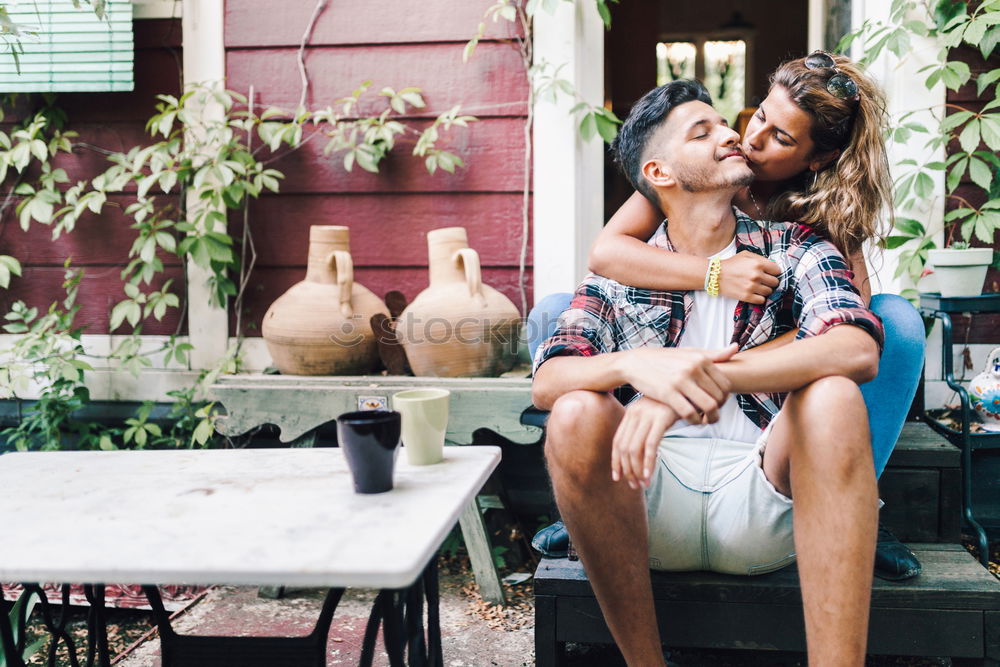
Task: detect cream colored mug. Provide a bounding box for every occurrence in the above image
[392,388,450,465]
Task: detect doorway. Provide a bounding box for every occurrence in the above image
[603,1,812,220]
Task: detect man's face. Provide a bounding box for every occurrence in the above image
[646,100,754,193]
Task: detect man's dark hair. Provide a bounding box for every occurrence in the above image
[611,80,713,204]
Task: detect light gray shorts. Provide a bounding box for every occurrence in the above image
[644,425,796,576]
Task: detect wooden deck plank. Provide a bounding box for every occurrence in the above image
[535,545,1000,611]
[891,422,960,467]
[552,598,987,657]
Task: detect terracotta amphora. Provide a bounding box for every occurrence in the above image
[262,226,388,375]
[396,227,521,377]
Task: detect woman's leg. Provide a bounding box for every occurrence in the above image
[861,294,926,478]
[861,293,926,580]
[527,292,574,361]
[528,293,574,557]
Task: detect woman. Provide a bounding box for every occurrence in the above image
[530,52,925,580]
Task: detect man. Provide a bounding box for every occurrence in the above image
[532,80,883,666]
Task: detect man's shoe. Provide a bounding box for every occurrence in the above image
[874,524,922,581]
[532,520,569,558]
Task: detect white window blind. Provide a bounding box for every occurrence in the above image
[0,0,134,92]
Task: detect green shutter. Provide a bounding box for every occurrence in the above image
[0,0,134,92]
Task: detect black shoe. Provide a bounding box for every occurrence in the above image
[874,524,922,581]
[532,520,569,558]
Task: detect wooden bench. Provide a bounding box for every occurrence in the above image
[533,422,1000,665]
[535,544,1000,665]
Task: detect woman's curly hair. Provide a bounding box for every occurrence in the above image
[765,54,893,259]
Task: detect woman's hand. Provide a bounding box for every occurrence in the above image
[612,397,677,490]
[719,251,782,304]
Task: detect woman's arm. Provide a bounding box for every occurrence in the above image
[589,192,782,304]
[588,192,706,290]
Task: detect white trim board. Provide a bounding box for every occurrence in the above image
[133,0,181,20]
[531,0,605,300]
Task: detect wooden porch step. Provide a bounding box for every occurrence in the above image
[534,543,1000,665]
[881,421,962,543]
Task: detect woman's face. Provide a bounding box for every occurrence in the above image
[740,84,820,183]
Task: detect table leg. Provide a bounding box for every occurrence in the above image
[82,584,111,667]
[359,558,443,667]
[423,561,443,667]
[380,592,405,667]
[143,585,344,667]
[359,591,385,667]
[404,577,427,667]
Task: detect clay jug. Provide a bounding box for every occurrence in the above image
[397,227,521,377]
[262,226,388,375]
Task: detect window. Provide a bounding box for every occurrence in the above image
[0,0,134,93]
[656,34,751,126]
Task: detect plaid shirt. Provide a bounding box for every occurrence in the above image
[533,208,885,429]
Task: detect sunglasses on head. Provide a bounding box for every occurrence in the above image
[804,51,859,100]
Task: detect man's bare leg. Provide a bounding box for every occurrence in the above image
[763,376,878,667]
[545,389,665,666]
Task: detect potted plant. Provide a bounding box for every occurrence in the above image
[928,241,995,297]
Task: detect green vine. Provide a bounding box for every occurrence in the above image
[843,0,1000,288]
[0,81,474,451]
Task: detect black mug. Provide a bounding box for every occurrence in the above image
[336,410,401,494]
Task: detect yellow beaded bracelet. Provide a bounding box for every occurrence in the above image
[705,256,722,297]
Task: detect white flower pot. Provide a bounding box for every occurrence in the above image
[927,248,993,297]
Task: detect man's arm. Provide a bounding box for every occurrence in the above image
[532,346,735,419]
[718,323,879,393]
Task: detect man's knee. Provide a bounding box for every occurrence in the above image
[787,376,873,474]
[545,390,619,469]
[790,375,866,421]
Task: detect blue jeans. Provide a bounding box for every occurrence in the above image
[527,292,924,478]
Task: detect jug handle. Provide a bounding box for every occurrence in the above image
[455,248,487,307]
[327,250,354,318]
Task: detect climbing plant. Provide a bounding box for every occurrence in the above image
[842,0,1000,288]
[0,83,474,451]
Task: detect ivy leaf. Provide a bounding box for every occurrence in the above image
[941,61,972,90]
[884,235,915,249]
[975,211,1000,243]
[965,17,988,46]
[979,116,1000,149]
[0,255,22,289]
[895,217,926,237]
[959,119,982,152]
[947,156,969,192]
[969,156,994,190]
[578,113,597,141]
[192,418,214,446]
[980,25,1000,59]
[594,112,620,143]
[934,0,966,31]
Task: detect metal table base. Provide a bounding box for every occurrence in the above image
[1,560,443,667]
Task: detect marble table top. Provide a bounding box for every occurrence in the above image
[0,446,499,589]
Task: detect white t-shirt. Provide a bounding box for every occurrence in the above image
[664,237,763,444]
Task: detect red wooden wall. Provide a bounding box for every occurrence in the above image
[224,0,532,337]
[0,19,184,336]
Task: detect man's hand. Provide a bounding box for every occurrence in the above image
[612,397,677,490]
[719,251,781,304]
[617,344,737,423]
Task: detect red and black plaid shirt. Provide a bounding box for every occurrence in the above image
[533,209,885,429]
